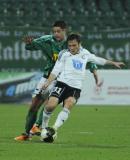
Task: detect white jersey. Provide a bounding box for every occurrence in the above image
[51,47,107,89]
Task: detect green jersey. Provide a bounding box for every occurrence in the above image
[25,35,97,77]
[25,35,67,77]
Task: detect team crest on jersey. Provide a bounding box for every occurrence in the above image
[72,59,83,70]
[82,54,87,59]
[52,53,58,61]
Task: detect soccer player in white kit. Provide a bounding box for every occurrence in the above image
[41,33,125,140]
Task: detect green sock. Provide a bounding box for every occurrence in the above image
[25,110,37,134]
[35,106,44,127]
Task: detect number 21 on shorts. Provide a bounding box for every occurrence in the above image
[54,87,62,95]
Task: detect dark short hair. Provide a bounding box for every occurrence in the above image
[53,20,67,29]
[67,33,81,43]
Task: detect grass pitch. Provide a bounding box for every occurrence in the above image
[0,103,130,160]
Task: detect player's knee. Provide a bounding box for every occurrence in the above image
[45,106,54,112]
[45,102,56,112]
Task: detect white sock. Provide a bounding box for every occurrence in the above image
[42,109,52,129]
[53,107,70,130]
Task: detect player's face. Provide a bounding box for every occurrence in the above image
[68,40,80,55]
[52,27,66,41]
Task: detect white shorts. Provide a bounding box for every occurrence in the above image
[32,77,56,99]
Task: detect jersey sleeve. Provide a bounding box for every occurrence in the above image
[87,62,98,73]
[25,35,52,50]
[87,53,107,65]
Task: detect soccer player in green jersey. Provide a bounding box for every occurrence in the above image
[14,21,101,141]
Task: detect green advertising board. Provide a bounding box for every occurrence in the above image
[0,27,130,71]
[83,28,130,69]
[0,27,49,72]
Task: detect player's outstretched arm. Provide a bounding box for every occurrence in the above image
[88,54,125,69]
[24,36,45,50]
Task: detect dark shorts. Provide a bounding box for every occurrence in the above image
[50,81,81,104]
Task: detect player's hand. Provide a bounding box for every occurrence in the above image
[113,62,125,68]
[22,36,34,44]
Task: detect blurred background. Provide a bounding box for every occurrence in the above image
[0,0,130,104]
[0,0,130,31]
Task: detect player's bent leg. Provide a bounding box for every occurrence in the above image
[34,99,48,127]
[15,77,47,141]
[25,96,44,134]
[30,80,56,136]
[29,89,51,136]
[30,103,46,136]
[41,96,59,129]
[29,100,46,136]
[53,97,75,130]
[42,97,75,143]
[14,96,44,141]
